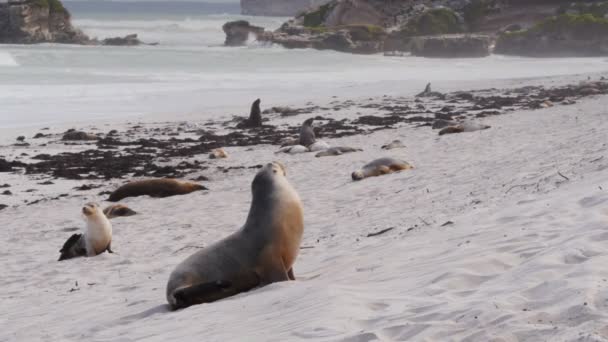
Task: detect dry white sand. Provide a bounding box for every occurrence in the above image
[1,79,608,341]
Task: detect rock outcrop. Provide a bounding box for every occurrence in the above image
[495,13,608,57]
[222,20,264,46]
[102,34,143,46]
[0,0,90,44]
[241,0,331,17]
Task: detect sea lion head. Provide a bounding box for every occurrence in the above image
[351,170,365,181]
[82,202,102,217]
[103,204,137,219]
[303,118,314,127]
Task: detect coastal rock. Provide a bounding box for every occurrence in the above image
[62,130,98,141]
[411,34,492,58]
[223,20,264,46]
[0,0,90,44]
[102,34,146,46]
[495,14,608,57]
[241,0,331,17]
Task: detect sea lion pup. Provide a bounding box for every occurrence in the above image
[381,140,406,150]
[108,179,207,202]
[166,162,304,310]
[315,146,362,158]
[103,204,137,219]
[58,203,113,261]
[299,118,316,147]
[209,148,228,159]
[352,157,413,181]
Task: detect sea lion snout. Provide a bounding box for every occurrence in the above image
[82,202,98,216]
[269,161,286,176]
[352,171,364,181]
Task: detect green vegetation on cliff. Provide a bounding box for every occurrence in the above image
[557,2,608,19]
[463,0,492,31]
[401,8,463,36]
[502,13,608,40]
[301,3,335,28]
[32,0,68,15]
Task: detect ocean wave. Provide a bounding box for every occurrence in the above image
[0,52,18,67]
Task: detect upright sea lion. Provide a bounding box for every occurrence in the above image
[236,99,262,128]
[299,118,316,147]
[352,158,413,181]
[58,203,113,261]
[103,204,137,219]
[248,98,262,127]
[166,162,304,310]
[108,179,207,202]
[315,146,362,158]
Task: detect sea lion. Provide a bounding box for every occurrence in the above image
[209,148,228,159]
[381,140,406,150]
[166,161,304,310]
[236,99,262,128]
[103,204,137,219]
[315,146,362,158]
[108,179,207,202]
[352,158,413,181]
[309,140,330,152]
[277,145,309,154]
[58,203,113,261]
[299,118,316,147]
[438,122,491,136]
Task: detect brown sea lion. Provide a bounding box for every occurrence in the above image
[209,148,228,159]
[352,158,413,181]
[103,204,137,219]
[108,179,207,202]
[166,161,304,310]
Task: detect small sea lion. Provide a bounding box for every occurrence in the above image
[352,158,413,181]
[432,119,457,129]
[438,122,491,136]
[315,146,362,157]
[277,145,309,154]
[166,162,304,310]
[309,140,330,152]
[58,203,113,261]
[103,204,137,219]
[416,82,444,98]
[280,137,299,147]
[381,140,406,150]
[209,148,228,159]
[108,179,207,202]
[299,118,316,147]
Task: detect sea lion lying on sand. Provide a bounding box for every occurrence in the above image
[166,162,304,310]
[59,203,113,261]
[108,179,207,202]
[381,140,406,150]
[352,158,413,181]
[103,204,137,219]
[315,146,362,157]
[439,122,491,136]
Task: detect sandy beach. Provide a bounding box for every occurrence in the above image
[1,71,608,341]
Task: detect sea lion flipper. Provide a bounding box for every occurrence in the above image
[106,242,114,254]
[58,233,86,261]
[287,268,295,281]
[172,272,260,310]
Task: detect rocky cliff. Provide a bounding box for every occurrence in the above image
[0,0,89,44]
[241,0,331,16]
